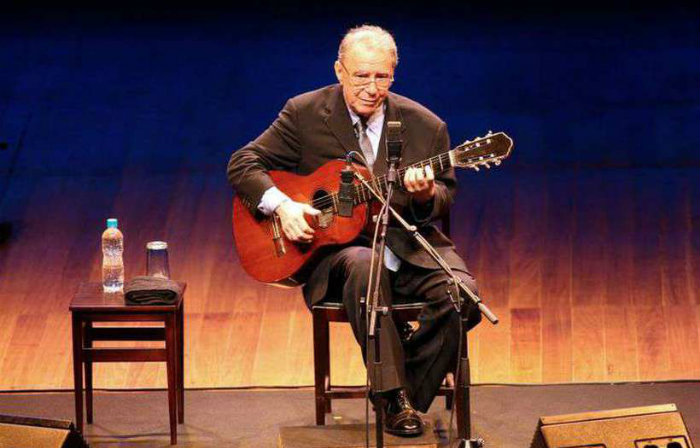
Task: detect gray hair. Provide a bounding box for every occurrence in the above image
[338,25,399,68]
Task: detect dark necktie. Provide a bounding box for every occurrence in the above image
[354,120,375,169]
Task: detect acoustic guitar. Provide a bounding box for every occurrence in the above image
[232,131,513,286]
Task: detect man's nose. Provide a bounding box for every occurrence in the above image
[365,81,378,95]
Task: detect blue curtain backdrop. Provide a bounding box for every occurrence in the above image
[0,2,697,177]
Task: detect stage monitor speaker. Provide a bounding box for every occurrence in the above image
[531,404,694,448]
[0,414,89,448]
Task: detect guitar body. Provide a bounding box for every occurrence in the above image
[232,160,370,285]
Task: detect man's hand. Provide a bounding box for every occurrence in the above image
[403,166,435,204]
[275,200,321,242]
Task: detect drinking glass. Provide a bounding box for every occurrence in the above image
[146,241,170,279]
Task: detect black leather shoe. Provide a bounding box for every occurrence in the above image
[383,389,424,437]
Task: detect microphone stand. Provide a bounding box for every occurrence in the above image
[355,169,498,448]
[356,172,499,324]
[363,152,400,448]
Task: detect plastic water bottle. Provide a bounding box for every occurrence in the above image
[102,218,124,293]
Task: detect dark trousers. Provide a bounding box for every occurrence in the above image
[316,245,479,413]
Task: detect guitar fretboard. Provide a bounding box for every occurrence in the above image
[311,151,453,213]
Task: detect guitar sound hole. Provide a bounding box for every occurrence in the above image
[312,189,334,229]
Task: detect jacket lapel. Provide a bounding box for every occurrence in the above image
[324,85,362,156]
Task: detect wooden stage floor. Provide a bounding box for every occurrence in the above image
[0,167,697,390]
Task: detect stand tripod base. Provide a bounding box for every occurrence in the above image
[278,422,439,448]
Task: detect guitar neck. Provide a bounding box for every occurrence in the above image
[312,131,511,212]
[353,150,453,205]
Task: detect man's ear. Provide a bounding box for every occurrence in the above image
[333,60,343,83]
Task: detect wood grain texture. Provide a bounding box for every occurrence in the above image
[0,169,698,390]
[510,308,542,383]
[572,173,608,307]
[571,305,606,382]
[604,305,638,381]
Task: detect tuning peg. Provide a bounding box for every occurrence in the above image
[483,162,491,169]
[487,130,493,136]
[494,160,501,166]
[471,165,480,172]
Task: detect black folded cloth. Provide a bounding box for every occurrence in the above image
[124,276,182,305]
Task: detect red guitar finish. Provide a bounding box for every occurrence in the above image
[232,160,370,285]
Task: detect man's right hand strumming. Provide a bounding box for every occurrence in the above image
[275,200,321,243]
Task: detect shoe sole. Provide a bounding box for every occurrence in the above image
[384,425,424,437]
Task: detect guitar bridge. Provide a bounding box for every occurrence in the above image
[270,214,286,257]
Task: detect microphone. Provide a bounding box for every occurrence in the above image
[386,121,402,183]
[338,153,354,217]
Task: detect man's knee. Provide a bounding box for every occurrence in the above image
[337,246,373,279]
[421,270,477,303]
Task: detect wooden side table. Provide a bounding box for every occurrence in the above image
[69,282,185,445]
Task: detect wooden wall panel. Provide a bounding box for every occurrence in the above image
[572,173,608,307]
[0,169,698,390]
[636,305,671,380]
[685,175,700,305]
[508,174,544,309]
[571,305,606,382]
[510,308,542,383]
[475,306,511,383]
[604,305,638,381]
[541,305,572,383]
[631,175,663,307]
[603,173,635,306]
[664,305,700,379]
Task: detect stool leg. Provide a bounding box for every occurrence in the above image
[84,321,94,424]
[323,320,331,415]
[71,314,84,434]
[177,303,185,424]
[445,373,454,410]
[312,310,330,425]
[165,314,178,445]
[456,328,471,439]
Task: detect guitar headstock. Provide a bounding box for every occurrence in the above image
[452,131,513,171]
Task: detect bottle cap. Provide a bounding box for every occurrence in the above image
[107,218,118,229]
[146,241,168,250]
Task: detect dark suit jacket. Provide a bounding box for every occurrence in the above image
[228,84,470,305]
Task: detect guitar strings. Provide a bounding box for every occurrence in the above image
[310,153,447,210]
[309,152,453,211]
[310,132,505,211]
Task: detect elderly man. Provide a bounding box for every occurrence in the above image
[228,25,480,436]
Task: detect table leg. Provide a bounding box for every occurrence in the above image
[165,314,178,445]
[85,320,94,424]
[177,302,184,424]
[71,313,84,434]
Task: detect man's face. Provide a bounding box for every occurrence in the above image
[334,44,394,118]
